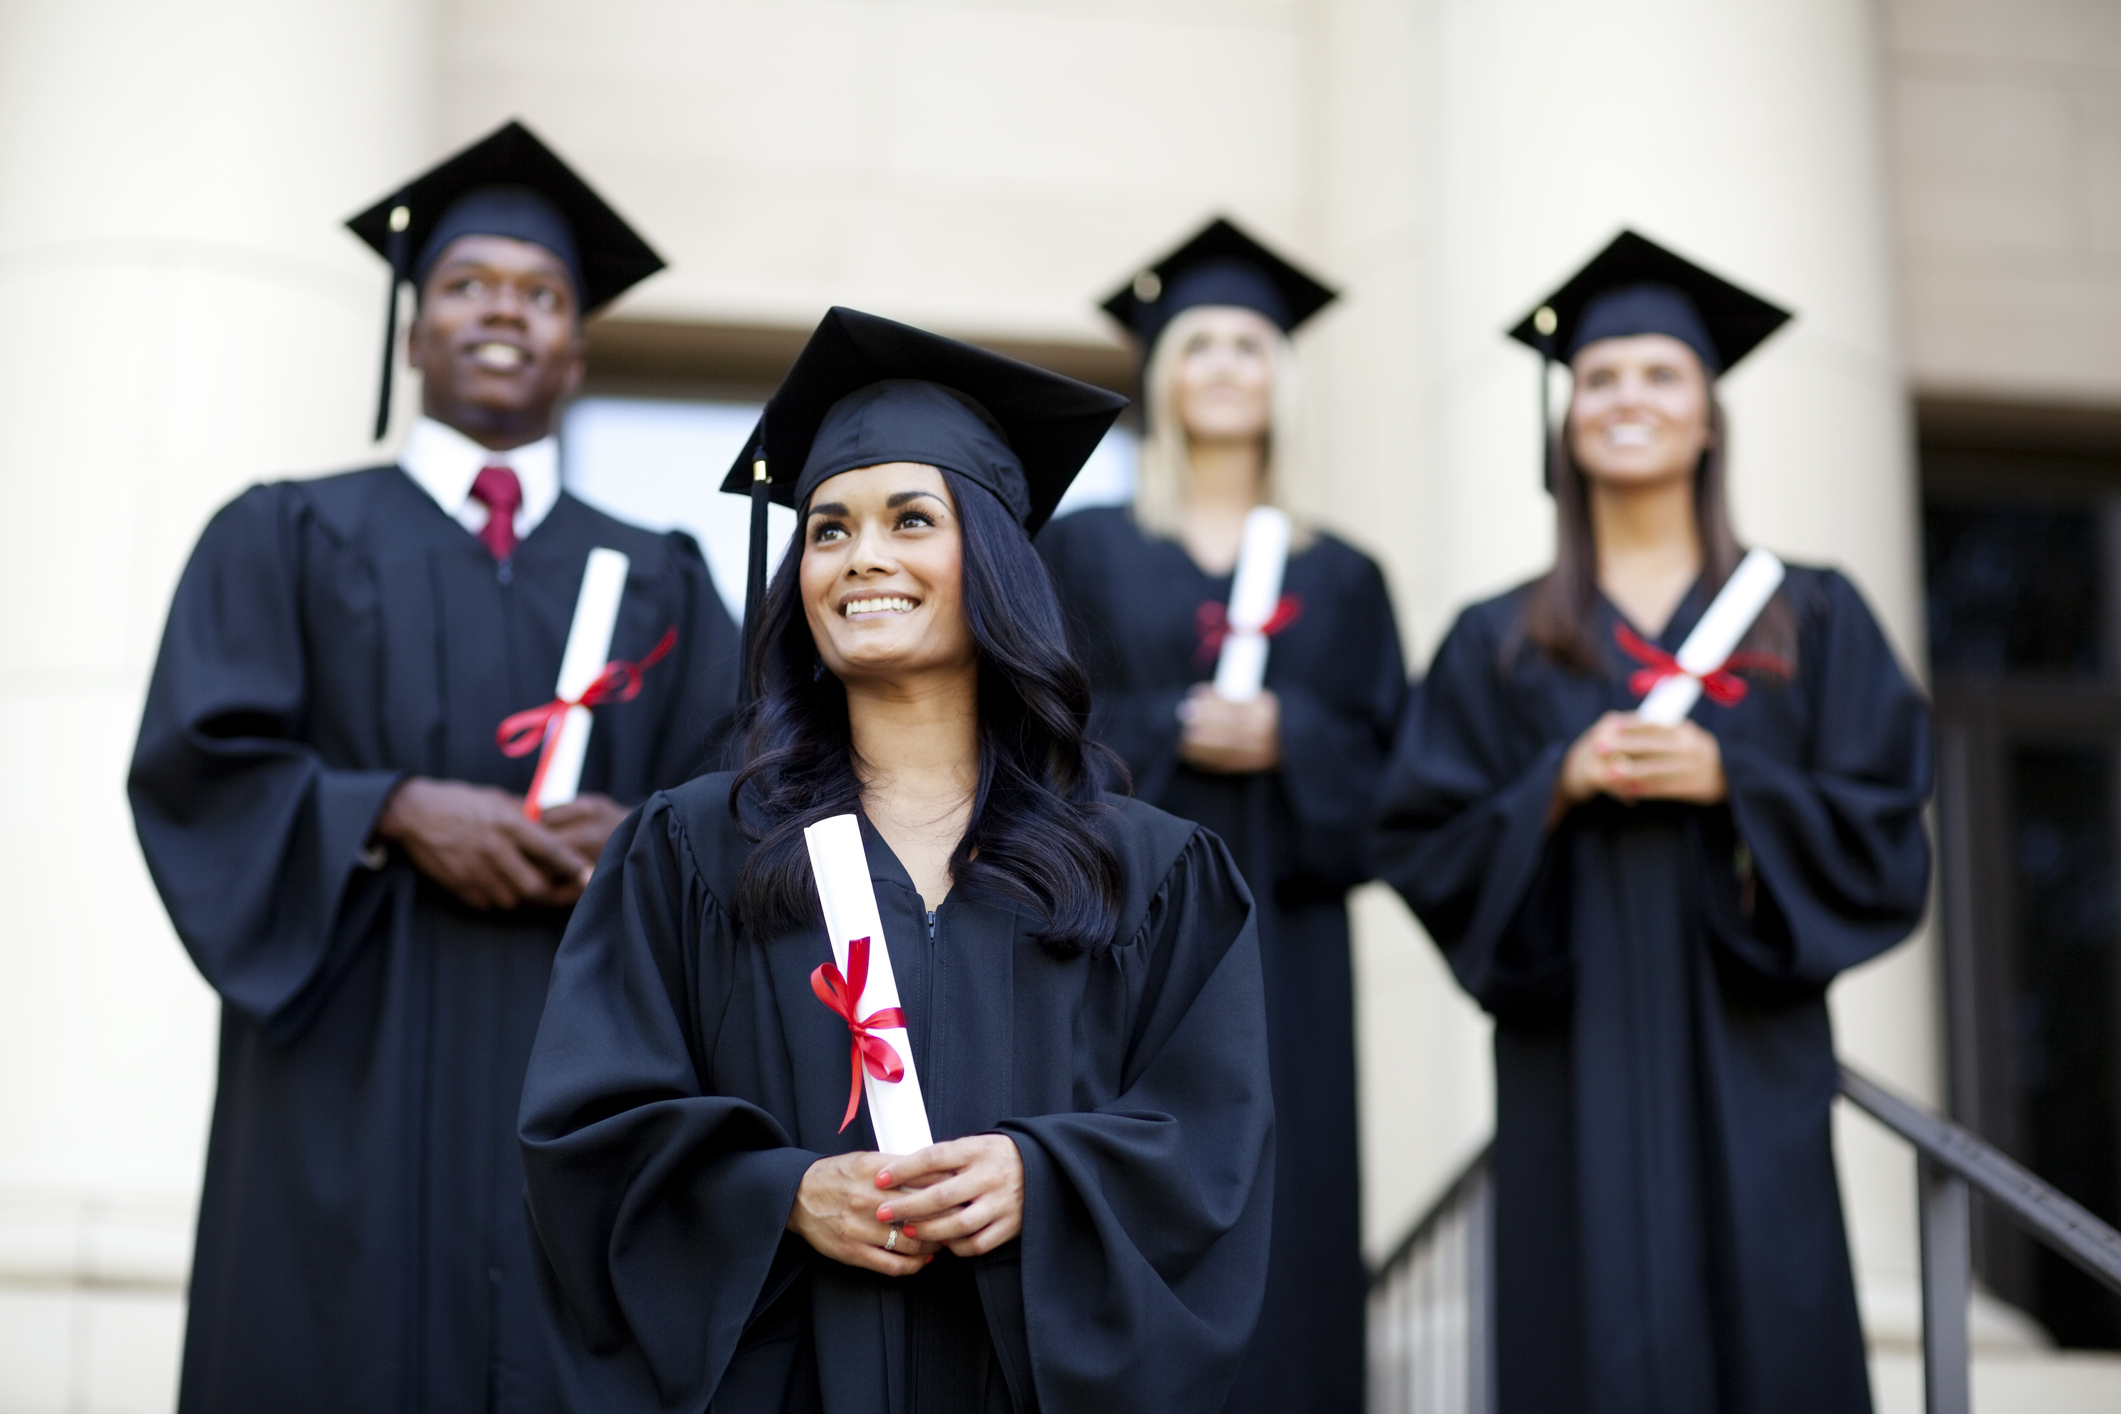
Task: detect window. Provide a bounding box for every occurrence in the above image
[563,395,1138,625]
[1924,414,2121,1348]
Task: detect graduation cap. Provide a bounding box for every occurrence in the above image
[1101,216,1338,353]
[718,306,1127,672]
[345,119,666,441]
[1507,229,1793,487]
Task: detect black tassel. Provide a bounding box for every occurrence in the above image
[1534,310,1559,493]
[373,202,410,443]
[740,432,770,707]
[1539,356,1554,493]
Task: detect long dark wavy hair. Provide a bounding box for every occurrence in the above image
[1515,390,1797,673]
[730,469,1127,953]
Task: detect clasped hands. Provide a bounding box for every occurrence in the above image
[1550,710,1726,827]
[787,1135,1024,1277]
[373,777,631,910]
[1177,683,1280,774]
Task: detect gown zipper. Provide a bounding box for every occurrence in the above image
[908,906,939,1412]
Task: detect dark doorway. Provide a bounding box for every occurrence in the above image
[1924,400,2121,1349]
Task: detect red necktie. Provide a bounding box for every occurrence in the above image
[470,463,523,561]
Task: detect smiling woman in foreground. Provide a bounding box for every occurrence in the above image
[518,308,1274,1413]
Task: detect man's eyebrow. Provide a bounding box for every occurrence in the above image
[433,253,569,280]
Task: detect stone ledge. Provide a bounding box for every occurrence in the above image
[0,1192,192,1293]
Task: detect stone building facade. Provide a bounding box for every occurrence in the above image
[1,0,2117,1408]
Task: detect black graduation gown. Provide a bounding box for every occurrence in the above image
[128,466,741,1414]
[1035,505,1404,1414]
[518,774,1274,1413]
[1372,566,1931,1414]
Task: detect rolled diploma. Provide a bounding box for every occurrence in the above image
[1211,506,1293,702]
[804,814,933,1155]
[535,547,631,811]
[1635,548,1787,725]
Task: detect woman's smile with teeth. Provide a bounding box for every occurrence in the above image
[843,595,917,617]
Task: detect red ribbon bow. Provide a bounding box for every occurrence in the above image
[1194,595,1304,665]
[809,935,908,1133]
[1613,621,1789,710]
[496,626,678,820]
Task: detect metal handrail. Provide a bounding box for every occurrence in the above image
[1371,1143,1494,1282]
[1836,1063,2121,1414]
[1365,1065,2121,1414]
[1367,1145,1494,1414]
[1836,1064,2121,1293]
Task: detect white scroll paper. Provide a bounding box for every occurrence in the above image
[1211,506,1293,702]
[1635,548,1787,725]
[534,547,631,811]
[803,814,934,1155]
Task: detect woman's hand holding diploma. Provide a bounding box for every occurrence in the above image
[1551,710,1727,826]
[789,1151,940,1276]
[1179,683,1282,773]
[790,1136,1024,1273]
[875,1136,1026,1259]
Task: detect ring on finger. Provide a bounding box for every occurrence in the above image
[884,1226,900,1252]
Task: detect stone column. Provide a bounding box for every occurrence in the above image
[0,2,431,1407]
[1311,0,1939,1351]
[1305,0,1504,1258]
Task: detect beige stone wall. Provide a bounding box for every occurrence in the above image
[3,0,2116,1408]
[436,0,1326,344]
[1885,0,2121,403]
[0,1,436,1408]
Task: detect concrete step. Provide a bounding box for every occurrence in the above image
[1872,1348,2121,1414]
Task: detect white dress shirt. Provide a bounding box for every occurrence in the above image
[398,416,562,543]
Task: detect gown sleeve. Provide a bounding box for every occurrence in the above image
[1272,550,1407,890]
[642,531,744,788]
[518,796,817,1413]
[1037,512,1190,799]
[127,485,404,1043]
[1711,570,1933,985]
[1001,828,1276,1414]
[1371,605,1575,1016]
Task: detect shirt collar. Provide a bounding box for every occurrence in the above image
[399,416,562,537]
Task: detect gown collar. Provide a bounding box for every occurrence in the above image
[1600,574,1710,653]
[855,811,947,916]
[399,416,562,545]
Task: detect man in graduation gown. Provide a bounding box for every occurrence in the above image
[128,121,741,1413]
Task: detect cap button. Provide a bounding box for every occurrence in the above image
[1533,305,1558,337]
[389,205,411,233]
[1132,270,1163,302]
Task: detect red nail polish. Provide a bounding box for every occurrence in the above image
[877,1206,894,1222]
[901,1224,916,1238]
[875,1172,892,1187]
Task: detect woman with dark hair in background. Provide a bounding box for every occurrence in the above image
[518,308,1275,1414]
[1373,233,1932,1414]
[1038,218,1405,1413]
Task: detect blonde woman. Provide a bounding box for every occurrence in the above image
[1037,219,1405,1414]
